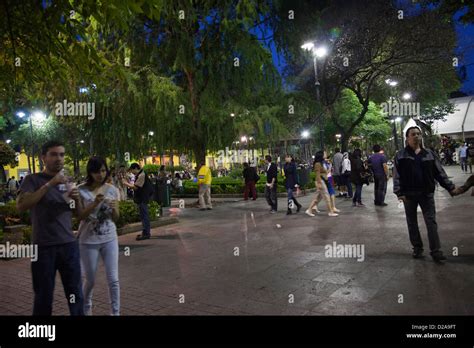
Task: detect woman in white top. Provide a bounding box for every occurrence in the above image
[77,157,120,315]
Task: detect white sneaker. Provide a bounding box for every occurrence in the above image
[328,212,339,217]
[313,208,320,213]
[333,208,341,213]
[305,209,315,217]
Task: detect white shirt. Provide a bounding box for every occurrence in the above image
[342,158,351,173]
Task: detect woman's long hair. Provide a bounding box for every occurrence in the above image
[353,149,362,159]
[85,156,110,187]
[313,150,325,166]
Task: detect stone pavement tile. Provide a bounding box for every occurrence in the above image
[288,292,326,311]
[312,271,355,285]
[285,263,335,281]
[359,288,421,315]
[310,297,364,315]
[329,285,379,303]
[348,265,401,289]
[330,262,369,274]
[294,280,342,298]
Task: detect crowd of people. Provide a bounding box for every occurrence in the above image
[10,127,474,316]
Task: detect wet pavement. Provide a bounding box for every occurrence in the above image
[1,166,473,315]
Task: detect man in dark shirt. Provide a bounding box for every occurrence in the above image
[368,144,388,206]
[393,127,456,262]
[264,155,278,213]
[16,140,84,315]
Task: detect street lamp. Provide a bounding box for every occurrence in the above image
[301,41,328,150]
[16,110,46,174]
[6,139,11,144]
[241,135,248,143]
[402,92,412,100]
[301,130,310,139]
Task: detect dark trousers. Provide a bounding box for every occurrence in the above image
[343,173,353,197]
[244,181,257,200]
[138,202,151,237]
[32,241,84,316]
[402,193,441,253]
[353,184,363,204]
[460,157,468,172]
[265,185,277,211]
[373,175,387,204]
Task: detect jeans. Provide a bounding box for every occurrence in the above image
[373,175,387,204]
[264,185,277,211]
[138,202,151,237]
[80,240,120,315]
[353,184,363,204]
[244,181,257,200]
[402,193,441,253]
[460,157,468,172]
[198,184,212,209]
[31,241,84,316]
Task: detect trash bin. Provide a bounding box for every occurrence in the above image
[297,166,310,188]
[155,182,171,207]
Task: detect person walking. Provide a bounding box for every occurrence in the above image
[466,143,474,174]
[197,161,212,210]
[7,176,19,199]
[76,157,120,316]
[16,140,84,315]
[264,155,278,213]
[122,163,154,240]
[393,126,456,262]
[368,144,389,206]
[324,158,340,213]
[306,150,338,217]
[459,142,468,173]
[283,154,302,215]
[350,149,365,207]
[332,148,344,196]
[243,162,258,200]
[341,152,352,198]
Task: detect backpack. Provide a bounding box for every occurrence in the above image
[468,147,474,158]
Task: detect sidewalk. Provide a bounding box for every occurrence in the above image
[0,166,473,315]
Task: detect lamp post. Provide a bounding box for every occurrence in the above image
[301,42,327,151]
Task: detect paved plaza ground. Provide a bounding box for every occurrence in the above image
[0,166,473,316]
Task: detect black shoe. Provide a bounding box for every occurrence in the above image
[206,207,212,210]
[431,251,447,262]
[379,203,388,206]
[412,248,424,259]
[296,204,302,213]
[136,234,150,241]
[286,209,292,215]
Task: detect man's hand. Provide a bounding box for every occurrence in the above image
[450,187,460,196]
[398,195,407,203]
[49,171,67,186]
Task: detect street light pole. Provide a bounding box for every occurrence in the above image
[29,116,35,174]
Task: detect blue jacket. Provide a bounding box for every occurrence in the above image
[283,162,298,189]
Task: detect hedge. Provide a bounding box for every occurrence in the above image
[0,200,161,240]
[181,173,316,195]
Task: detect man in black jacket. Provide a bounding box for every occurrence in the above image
[123,163,154,240]
[393,126,456,262]
[264,155,278,213]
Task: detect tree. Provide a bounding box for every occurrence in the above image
[0,142,17,182]
[274,0,460,151]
